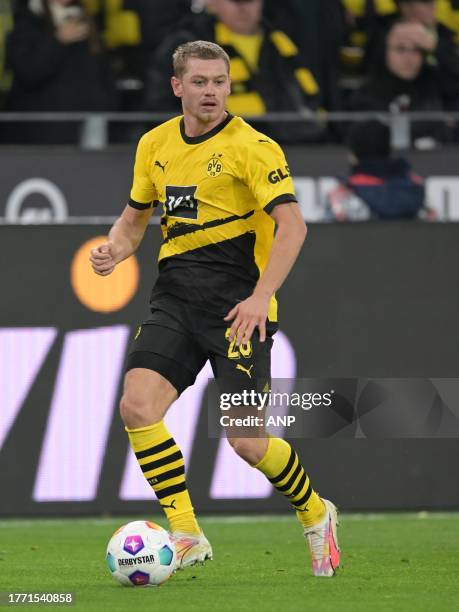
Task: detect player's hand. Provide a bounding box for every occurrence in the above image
[224,292,271,346]
[90,242,118,276]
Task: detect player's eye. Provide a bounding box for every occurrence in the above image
[193,80,204,86]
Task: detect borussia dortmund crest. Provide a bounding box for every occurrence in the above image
[207,154,223,177]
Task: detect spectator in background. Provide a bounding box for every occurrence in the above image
[397,0,459,108]
[0,0,13,110]
[351,20,450,147]
[139,0,194,57]
[436,0,459,43]
[366,0,459,109]
[142,0,322,142]
[325,120,428,221]
[4,0,117,144]
[78,1,196,142]
[107,0,194,87]
[264,0,346,111]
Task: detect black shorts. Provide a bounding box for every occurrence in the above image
[125,296,277,396]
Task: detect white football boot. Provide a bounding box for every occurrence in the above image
[303,499,341,577]
[170,532,213,570]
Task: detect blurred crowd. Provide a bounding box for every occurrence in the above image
[0,0,459,145]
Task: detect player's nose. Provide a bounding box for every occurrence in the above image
[204,83,217,96]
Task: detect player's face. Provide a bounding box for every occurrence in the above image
[172,58,231,124]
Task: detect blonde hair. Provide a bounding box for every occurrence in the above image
[173,40,230,78]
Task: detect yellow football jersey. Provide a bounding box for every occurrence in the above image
[129,113,297,322]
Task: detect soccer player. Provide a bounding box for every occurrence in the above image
[90,40,340,577]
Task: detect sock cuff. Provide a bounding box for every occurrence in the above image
[253,435,274,470]
[254,436,294,480]
[124,421,165,434]
[125,420,171,453]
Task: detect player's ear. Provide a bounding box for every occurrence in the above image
[171,76,183,98]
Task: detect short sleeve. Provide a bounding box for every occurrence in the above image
[242,138,297,214]
[129,134,157,209]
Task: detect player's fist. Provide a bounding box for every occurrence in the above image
[90,242,117,276]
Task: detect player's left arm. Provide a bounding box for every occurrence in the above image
[225,202,307,345]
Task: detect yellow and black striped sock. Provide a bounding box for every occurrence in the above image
[254,437,325,528]
[126,421,201,536]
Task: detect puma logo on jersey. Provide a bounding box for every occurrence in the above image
[236,364,254,378]
[160,499,177,510]
[155,160,168,172]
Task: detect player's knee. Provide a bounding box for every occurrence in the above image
[120,369,176,428]
[119,393,141,427]
[119,393,157,429]
[228,437,264,465]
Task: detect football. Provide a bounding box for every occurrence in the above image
[106,520,176,586]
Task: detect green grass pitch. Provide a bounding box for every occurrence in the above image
[1,514,458,611]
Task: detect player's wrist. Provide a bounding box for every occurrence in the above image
[107,236,131,262]
[253,286,273,300]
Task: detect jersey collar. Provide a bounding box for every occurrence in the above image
[179,113,234,145]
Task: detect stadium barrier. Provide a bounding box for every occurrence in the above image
[1,144,459,223]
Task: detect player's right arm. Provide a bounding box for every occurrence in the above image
[91,132,157,276]
[90,205,153,276]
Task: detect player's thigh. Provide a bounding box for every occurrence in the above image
[207,322,276,440]
[125,317,206,403]
[209,323,275,391]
